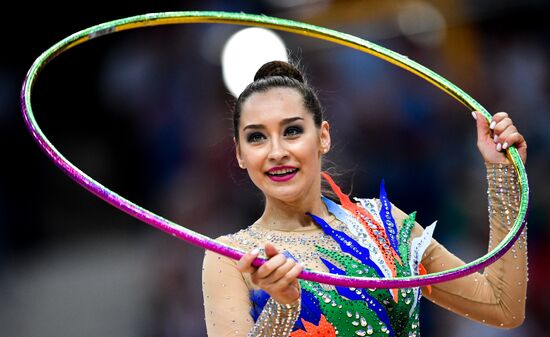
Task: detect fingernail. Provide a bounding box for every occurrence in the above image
[251,248,259,255]
[502,142,508,150]
[493,135,498,143]
[490,121,496,130]
[496,143,502,151]
[471,111,477,120]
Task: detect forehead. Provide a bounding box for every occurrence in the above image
[240,87,310,125]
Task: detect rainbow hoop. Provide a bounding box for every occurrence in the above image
[21,11,529,288]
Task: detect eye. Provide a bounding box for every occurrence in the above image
[246,132,266,143]
[284,126,303,137]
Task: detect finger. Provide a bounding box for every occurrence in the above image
[495,125,518,149]
[490,112,510,129]
[473,111,491,144]
[493,117,513,138]
[493,118,514,151]
[270,263,303,293]
[254,253,287,280]
[262,258,296,285]
[501,132,525,151]
[264,242,279,258]
[236,248,260,273]
[517,137,528,164]
[286,262,303,281]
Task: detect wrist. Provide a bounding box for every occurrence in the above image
[274,295,301,308]
[484,160,511,166]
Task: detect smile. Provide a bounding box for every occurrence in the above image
[266,166,299,182]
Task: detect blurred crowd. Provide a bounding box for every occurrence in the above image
[1,1,548,336]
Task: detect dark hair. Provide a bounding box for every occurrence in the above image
[232,61,324,141]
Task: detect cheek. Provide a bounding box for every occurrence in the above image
[297,138,322,162]
[241,147,266,169]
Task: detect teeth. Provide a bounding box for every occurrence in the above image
[269,168,297,175]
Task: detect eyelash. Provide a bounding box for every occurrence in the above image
[247,132,265,143]
[284,126,303,137]
[245,126,304,143]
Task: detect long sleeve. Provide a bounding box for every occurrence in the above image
[414,163,527,328]
[202,246,254,337]
[202,238,301,337]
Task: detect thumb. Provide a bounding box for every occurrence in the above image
[264,242,280,258]
[473,111,491,143]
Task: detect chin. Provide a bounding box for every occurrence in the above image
[263,182,312,205]
[265,187,301,202]
[272,192,304,204]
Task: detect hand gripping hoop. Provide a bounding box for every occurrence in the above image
[21,11,529,288]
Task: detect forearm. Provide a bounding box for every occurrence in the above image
[423,163,528,328]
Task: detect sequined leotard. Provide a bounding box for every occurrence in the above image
[202,163,527,336]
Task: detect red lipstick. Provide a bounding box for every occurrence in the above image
[266,166,299,182]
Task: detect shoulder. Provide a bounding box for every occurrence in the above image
[220,226,258,250]
[202,228,256,268]
[202,234,238,266]
[202,241,242,283]
[207,226,256,251]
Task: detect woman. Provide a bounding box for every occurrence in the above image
[202,61,528,337]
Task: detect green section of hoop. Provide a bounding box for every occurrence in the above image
[23,11,528,283]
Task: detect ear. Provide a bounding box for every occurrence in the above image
[234,137,245,169]
[319,121,331,154]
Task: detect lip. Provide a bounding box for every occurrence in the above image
[266,166,299,182]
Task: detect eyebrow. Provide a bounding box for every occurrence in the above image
[243,117,304,131]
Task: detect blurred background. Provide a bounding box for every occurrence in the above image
[1,0,549,336]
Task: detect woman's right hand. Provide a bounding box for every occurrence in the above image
[237,242,302,305]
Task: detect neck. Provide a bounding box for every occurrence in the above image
[258,192,330,231]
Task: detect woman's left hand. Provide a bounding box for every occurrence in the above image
[473,111,527,165]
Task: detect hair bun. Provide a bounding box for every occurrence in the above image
[254,61,304,83]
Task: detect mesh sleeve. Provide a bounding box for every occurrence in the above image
[202,242,301,336]
[419,163,527,328]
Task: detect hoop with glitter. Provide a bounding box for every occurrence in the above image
[21,11,529,288]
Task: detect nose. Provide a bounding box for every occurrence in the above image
[267,138,289,162]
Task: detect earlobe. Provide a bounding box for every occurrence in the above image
[234,137,245,169]
[320,121,331,154]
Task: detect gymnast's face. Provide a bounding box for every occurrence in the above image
[235,87,330,204]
